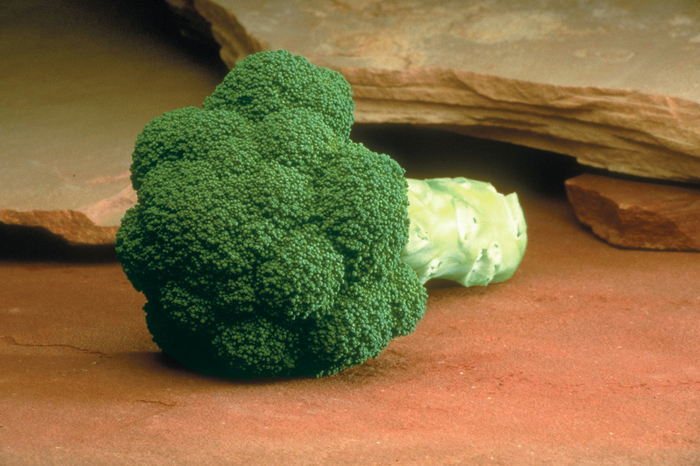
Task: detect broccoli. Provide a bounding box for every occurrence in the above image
[116,50,527,379]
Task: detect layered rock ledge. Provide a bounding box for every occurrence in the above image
[167,0,700,184]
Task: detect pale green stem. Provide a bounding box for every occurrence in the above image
[401,177,528,287]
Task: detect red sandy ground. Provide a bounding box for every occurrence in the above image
[1,196,699,465]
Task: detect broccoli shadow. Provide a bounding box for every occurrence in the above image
[154,352,308,386]
[152,351,411,385]
[0,224,117,263]
[424,278,465,290]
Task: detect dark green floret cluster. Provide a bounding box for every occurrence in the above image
[116,50,428,378]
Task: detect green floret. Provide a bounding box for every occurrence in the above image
[130,107,254,191]
[202,49,354,139]
[116,49,527,379]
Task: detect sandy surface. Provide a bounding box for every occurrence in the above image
[1,1,698,463]
[1,196,698,465]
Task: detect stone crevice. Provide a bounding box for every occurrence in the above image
[1,335,109,357]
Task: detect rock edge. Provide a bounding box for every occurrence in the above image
[0,210,118,246]
[565,174,700,251]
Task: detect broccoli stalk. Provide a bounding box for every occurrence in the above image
[402,177,527,286]
[116,49,528,379]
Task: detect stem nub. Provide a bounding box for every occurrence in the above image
[401,177,527,286]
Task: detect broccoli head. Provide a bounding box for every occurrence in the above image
[116,50,527,379]
[117,50,428,378]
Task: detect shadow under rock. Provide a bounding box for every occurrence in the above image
[0,224,117,263]
[351,124,584,198]
[77,0,228,76]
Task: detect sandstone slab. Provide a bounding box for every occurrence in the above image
[565,174,700,251]
[2,197,699,464]
[167,0,700,184]
[0,0,227,228]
